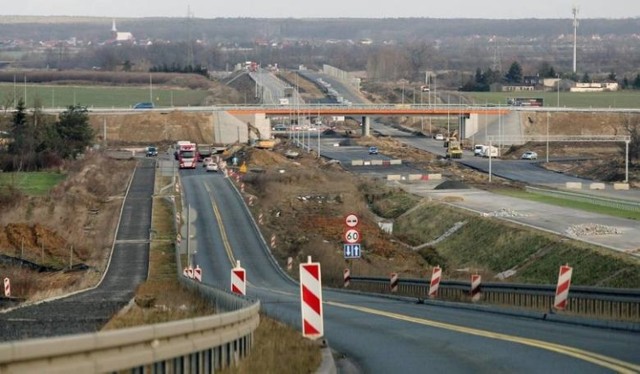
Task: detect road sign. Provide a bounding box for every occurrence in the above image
[345,213,359,228]
[344,228,361,244]
[343,243,362,259]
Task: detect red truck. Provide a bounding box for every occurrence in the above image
[178,142,197,169]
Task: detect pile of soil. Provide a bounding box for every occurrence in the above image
[434,180,470,190]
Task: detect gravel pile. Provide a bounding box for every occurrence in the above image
[485,208,528,218]
[566,223,621,237]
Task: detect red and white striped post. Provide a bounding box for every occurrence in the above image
[182,267,189,278]
[241,183,245,193]
[470,274,482,302]
[176,233,181,245]
[390,273,398,293]
[270,234,276,249]
[300,256,323,340]
[3,277,10,297]
[235,174,240,183]
[343,268,351,288]
[287,256,293,271]
[258,212,264,225]
[231,260,247,296]
[194,265,202,282]
[429,266,442,298]
[187,266,194,279]
[175,213,180,224]
[554,264,573,310]
[248,196,254,206]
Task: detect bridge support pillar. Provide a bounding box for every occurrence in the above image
[362,116,371,137]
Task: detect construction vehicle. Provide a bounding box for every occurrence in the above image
[247,122,276,150]
[444,130,463,159]
[177,142,198,169]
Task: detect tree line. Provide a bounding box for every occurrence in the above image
[1,100,94,171]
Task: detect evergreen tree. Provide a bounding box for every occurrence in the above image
[54,105,94,159]
[505,62,523,84]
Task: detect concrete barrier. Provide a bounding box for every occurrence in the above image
[390,159,402,165]
[428,173,442,180]
[371,160,383,166]
[566,182,583,189]
[332,143,340,147]
[590,183,606,190]
[387,175,402,181]
[614,183,630,190]
[351,160,364,166]
[364,161,371,166]
[408,174,423,181]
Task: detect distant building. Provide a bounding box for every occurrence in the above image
[570,82,619,92]
[110,19,134,44]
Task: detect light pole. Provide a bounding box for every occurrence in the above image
[557,74,560,107]
[546,112,550,163]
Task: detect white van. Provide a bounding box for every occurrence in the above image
[474,145,485,156]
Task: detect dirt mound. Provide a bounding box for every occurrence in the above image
[434,180,470,190]
[0,223,72,262]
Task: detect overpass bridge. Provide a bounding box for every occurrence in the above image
[224,104,511,137]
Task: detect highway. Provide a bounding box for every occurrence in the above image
[178,165,640,373]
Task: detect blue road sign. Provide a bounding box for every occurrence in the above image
[343,243,362,259]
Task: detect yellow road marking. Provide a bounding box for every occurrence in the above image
[325,300,640,374]
[204,182,236,266]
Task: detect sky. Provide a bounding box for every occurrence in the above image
[5,0,640,19]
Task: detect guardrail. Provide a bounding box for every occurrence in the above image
[0,298,259,373]
[348,276,640,322]
[525,186,640,212]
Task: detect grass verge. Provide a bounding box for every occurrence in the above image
[495,188,640,220]
[0,171,66,195]
[394,202,640,288]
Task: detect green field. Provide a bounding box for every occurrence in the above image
[0,171,66,195]
[0,83,210,109]
[465,90,640,109]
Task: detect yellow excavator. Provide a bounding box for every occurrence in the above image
[444,129,463,159]
[247,122,276,150]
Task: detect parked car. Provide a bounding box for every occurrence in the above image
[521,151,538,160]
[272,124,287,131]
[202,157,213,167]
[368,146,379,155]
[435,134,444,141]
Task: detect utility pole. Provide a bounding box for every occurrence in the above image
[572,5,579,74]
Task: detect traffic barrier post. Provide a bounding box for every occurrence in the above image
[231,261,247,296]
[554,264,573,310]
[343,268,351,288]
[300,256,324,339]
[287,256,293,271]
[3,277,10,297]
[470,274,481,302]
[390,273,398,293]
[429,266,442,298]
[194,265,202,282]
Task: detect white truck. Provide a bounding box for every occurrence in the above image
[481,145,499,158]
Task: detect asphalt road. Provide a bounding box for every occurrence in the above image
[0,158,154,342]
[179,166,640,373]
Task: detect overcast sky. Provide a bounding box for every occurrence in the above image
[5,1,640,19]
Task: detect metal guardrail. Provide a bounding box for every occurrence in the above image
[525,186,640,212]
[0,301,259,373]
[348,276,640,322]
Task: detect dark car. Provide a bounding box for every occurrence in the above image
[145,146,158,157]
[134,102,154,109]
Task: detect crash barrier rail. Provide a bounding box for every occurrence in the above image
[0,299,259,373]
[348,276,640,322]
[525,186,640,212]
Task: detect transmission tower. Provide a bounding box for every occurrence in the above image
[572,5,579,74]
[491,37,502,72]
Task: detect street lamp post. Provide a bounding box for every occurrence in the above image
[557,74,560,107]
[546,112,550,163]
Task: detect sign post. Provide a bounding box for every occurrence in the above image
[231,260,247,296]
